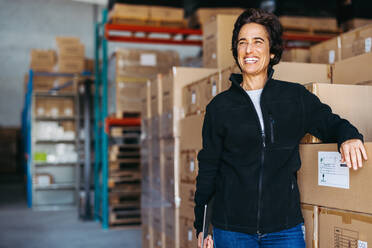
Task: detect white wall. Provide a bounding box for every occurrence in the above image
[0,0,200,126]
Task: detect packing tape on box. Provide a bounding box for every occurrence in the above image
[116,76,148,84]
[320,207,372,225]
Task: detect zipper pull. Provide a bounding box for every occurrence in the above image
[262,132,266,148]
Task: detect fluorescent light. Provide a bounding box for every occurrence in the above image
[72,0,107,5]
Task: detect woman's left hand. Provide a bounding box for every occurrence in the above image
[340,139,368,170]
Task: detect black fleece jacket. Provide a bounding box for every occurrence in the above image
[194,69,363,236]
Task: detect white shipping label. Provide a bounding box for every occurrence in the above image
[37,107,45,116]
[318,152,349,189]
[212,53,216,59]
[365,37,371,53]
[118,82,124,89]
[358,240,368,248]
[50,108,59,117]
[140,53,157,66]
[188,230,193,241]
[212,81,217,96]
[37,176,51,186]
[64,108,72,116]
[190,158,195,172]
[329,50,335,64]
[191,91,196,104]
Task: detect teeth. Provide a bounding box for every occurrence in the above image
[244,57,258,63]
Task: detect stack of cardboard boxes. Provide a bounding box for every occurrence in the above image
[108,48,179,118]
[310,23,372,64]
[297,51,372,246]
[109,3,185,28]
[27,36,91,94]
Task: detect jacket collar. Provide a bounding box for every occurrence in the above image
[229,66,275,90]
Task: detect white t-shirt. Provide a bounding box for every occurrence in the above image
[246,89,264,133]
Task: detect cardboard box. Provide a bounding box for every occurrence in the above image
[116,81,144,116]
[110,3,150,20]
[60,121,75,132]
[182,73,220,117]
[341,24,372,60]
[56,36,80,46]
[220,66,235,92]
[332,52,372,85]
[151,139,164,197]
[142,224,153,248]
[180,217,197,248]
[141,81,151,119]
[304,83,372,141]
[115,48,179,79]
[159,67,217,139]
[162,137,180,204]
[298,143,372,214]
[164,206,180,248]
[25,74,58,93]
[281,48,310,63]
[151,116,160,139]
[153,229,165,248]
[273,62,331,85]
[301,204,316,248]
[341,18,372,32]
[188,7,244,28]
[180,182,196,219]
[180,114,204,151]
[161,67,217,113]
[203,14,239,68]
[58,58,84,73]
[279,16,339,32]
[57,43,85,58]
[318,207,372,247]
[151,74,162,118]
[183,78,206,116]
[180,150,199,184]
[310,37,341,64]
[150,6,184,22]
[30,49,56,72]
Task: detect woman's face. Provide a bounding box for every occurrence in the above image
[237,23,274,77]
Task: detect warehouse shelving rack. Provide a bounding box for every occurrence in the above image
[22,70,91,210]
[94,9,203,229]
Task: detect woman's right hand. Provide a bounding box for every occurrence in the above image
[198,232,214,248]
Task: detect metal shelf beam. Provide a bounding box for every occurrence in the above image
[105,23,202,46]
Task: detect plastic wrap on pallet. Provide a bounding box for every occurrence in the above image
[159,107,183,139]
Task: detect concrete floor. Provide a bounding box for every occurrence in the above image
[0,175,142,248]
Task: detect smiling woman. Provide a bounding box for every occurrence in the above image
[194,7,367,248]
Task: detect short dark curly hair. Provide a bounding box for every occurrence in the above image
[232,8,283,70]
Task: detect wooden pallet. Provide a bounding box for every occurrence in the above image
[110,16,187,28]
[110,146,140,161]
[109,207,141,227]
[111,125,140,135]
[109,171,141,189]
[110,128,141,140]
[109,192,141,206]
[109,180,141,193]
[110,158,140,171]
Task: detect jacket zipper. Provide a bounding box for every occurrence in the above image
[256,132,265,234]
[234,72,273,235]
